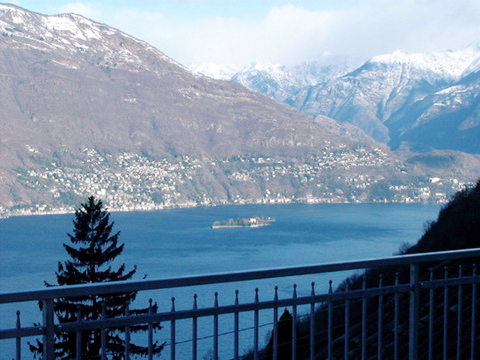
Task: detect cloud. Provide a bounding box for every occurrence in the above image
[49,0,480,69]
[55,2,99,18]
[323,0,480,57]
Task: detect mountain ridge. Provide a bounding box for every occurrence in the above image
[1,4,479,217]
[202,46,480,154]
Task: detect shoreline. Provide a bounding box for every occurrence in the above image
[0,198,447,220]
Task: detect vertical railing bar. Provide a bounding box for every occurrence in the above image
[213,292,219,360]
[310,282,315,360]
[148,298,153,360]
[378,274,383,360]
[101,302,106,360]
[234,290,239,360]
[393,272,399,360]
[344,281,350,360]
[273,286,279,360]
[254,288,259,360]
[361,275,366,360]
[125,300,130,360]
[171,297,176,360]
[16,310,21,360]
[42,299,55,360]
[292,284,297,360]
[443,266,448,360]
[471,264,477,360]
[327,280,333,360]
[428,268,434,360]
[76,305,82,360]
[457,265,462,360]
[409,263,419,360]
[192,294,198,360]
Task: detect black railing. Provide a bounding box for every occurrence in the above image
[1,248,479,360]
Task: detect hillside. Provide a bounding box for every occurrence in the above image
[254,181,480,360]
[0,5,479,217]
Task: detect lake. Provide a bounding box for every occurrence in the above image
[0,203,441,359]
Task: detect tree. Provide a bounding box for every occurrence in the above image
[29,195,164,359]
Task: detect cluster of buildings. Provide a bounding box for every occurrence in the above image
[5,146,469,217]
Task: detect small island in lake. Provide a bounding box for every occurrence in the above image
[212,216,275,229]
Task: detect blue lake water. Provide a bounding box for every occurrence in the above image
[0,203,442,359]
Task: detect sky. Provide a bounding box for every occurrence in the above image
[8,0,480,70]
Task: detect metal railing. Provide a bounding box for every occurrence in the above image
[1,248,479,360]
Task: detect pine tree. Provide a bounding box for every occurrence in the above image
[30,195,164,359]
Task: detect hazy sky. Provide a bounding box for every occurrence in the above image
[10,0,480,69]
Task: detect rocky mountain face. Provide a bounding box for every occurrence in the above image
[231,62,303,103]
[1,5,478,216]
[226,48,480,154]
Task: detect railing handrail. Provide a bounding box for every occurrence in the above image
[1,248,479,304]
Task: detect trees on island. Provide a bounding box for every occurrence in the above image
[29,195,164,359]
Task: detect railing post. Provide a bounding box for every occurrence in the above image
[254,288,259,360]
[394,272,399,360]
[213,292,219,360]
[192,294,198,360]
[76,305,82,360]
[16,310,21,360]
[292,284,297,360]
[101,301,106,360]
[234,290,239,360]
[310,282,315,360]
[344,281,350,360]
[471,264,477,360]
[443,266,449,360]
[378,274,384,360]
[273,286,278,360]
[148,298,153,360]
[171,297,176,360]
[42,298,55,360]
[457,265,463,360]
[125,300,130,360]
[409,263,419,360]
[361,275,366,360]
[428,268,434,360]
[327,280,333,360]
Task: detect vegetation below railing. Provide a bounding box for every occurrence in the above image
[253,180,480,359]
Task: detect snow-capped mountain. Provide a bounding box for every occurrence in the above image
[0,3,183,73]
[387,64,480,153]
[230,62,302,102]
[208,46,480,154]
[289,54,364,86]
[289,47,480,152]
[193,55,363,103]
[189,62,237,81]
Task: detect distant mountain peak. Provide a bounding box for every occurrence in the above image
[368,47,480,81]
[189,62,238,80]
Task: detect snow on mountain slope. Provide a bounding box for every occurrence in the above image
[286,47,480,150]
[368,47,480,82]
[218,45,480,153]
[0,4,183,73]
[189,62,237,80]
[463,55,480,77]
[387,66,480,153]
[230,61,302,102]
[290,55,364,86]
